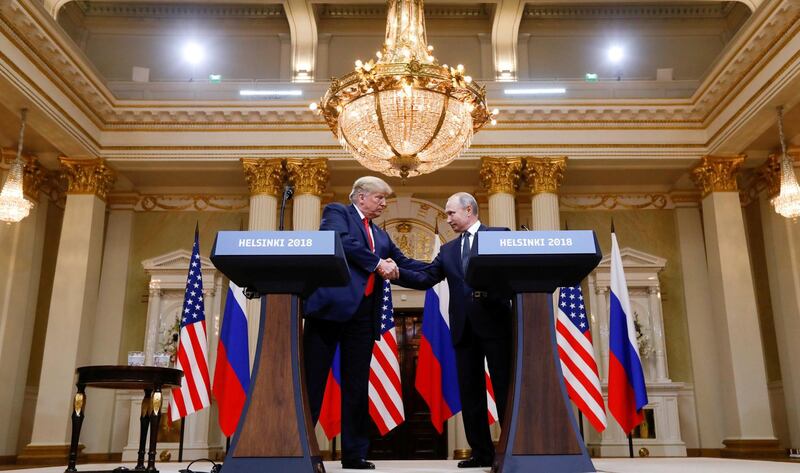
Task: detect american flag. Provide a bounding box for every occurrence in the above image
[169,227,211,421]
[367,279,405,434]
[555,285,607,432]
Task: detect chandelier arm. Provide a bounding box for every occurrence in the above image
[375,92,403,159]
[416,93,450,156]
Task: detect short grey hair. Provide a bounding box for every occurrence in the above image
[449,192,479,217]
[349,176,393,202]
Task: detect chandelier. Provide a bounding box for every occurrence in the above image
[311,0,496,179]
[0,109,33,223]
[771,106,800,220]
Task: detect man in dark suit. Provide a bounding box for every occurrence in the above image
[398,192,512,469]
[303,176,425,470]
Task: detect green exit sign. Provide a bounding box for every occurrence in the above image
[585,73,598,82]
[208,74,222,83]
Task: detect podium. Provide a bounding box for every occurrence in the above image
[210,231,349,473]
[466,231,602,473]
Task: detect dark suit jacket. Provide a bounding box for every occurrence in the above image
[304,202,425,323]
[399,224,512,345]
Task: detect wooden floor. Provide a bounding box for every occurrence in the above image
[3,458,800,473]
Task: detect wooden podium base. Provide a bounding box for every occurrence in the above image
[221,294,324,473]
[493,293,595,473]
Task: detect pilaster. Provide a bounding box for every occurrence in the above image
[524,157,566,231]
[286,158,328,231]
[20,158,115,463]
[479,157,521,229]
[690,155,779,457]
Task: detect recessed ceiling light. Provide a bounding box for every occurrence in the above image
[503,88,566,95]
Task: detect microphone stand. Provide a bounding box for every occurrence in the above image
[279,185,294,231]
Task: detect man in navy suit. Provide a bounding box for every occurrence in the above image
[398,192,512,469]
[303,176,425,470]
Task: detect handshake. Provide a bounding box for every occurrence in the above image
[377,258,400,280]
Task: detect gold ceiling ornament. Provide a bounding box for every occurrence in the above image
[755,153,782,198]
[524,156,567,195]
[285,158,329,196]
[310,0,497,179]
[479,157,522,194]
[241,158,285,197]
[59,157,116,200]
[690,155,744,198]
[0,109,34,223]
[770,106,800,220]
[23,158,46,202]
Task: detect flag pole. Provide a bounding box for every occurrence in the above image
[178,419,185,462]
[225,436,231,453]
[578,410,584,441]
[627,432,634,458]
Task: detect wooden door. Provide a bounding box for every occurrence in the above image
[368,310,448,460]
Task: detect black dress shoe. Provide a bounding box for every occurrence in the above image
[341,459,375,470]
[457,457,493,468]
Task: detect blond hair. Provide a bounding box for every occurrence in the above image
[349,176,393,202]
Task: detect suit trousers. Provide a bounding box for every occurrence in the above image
[455,318,512,463]
[304,294,376,461]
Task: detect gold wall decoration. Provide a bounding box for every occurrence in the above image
[690,155,745,197]
[241,158,284,196]
[479,157,523,194]
[385,219,436,262]
[59,157,116,200]
[524,156,567,195]
[559,193,671,210]
[136,194,249,212]
[286,158,329,196]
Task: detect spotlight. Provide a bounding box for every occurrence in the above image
[608,45,624,64]
[182,42,205,65]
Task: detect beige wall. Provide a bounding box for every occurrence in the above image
[119,211,246,359]
[561,209,692,383]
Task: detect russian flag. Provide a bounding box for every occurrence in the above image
[415,238,461,433]
[607,229,648,434]
[318,346,342,439]
[212,281,250,437]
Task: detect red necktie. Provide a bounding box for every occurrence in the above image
[363,217,376,296]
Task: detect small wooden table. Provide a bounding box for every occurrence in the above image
[67,366,183,473]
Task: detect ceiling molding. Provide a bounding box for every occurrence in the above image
[320,4,491,19]
[523,4,734,20]
[73,2,285,19]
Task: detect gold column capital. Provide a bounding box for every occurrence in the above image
[286,158,329,196]
[756,153,782,199]
[479,157,523,195]
[523,156,567,195]
[241,158,284,196]
[59,157,116,200]
[691,155,745,197]
[23,157,47,201]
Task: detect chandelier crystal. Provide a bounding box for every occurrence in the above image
[312,0,496,179]
[771,106,800,220]
[0,109,33,223]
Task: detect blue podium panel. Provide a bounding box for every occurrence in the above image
[211,230,349,297]
[467,230,601,293]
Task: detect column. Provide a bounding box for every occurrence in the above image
[479,157,521,229]
[19,157,115,464]
[757,153,800,449]
[646,286,669,382]
[286,158,328,231]
[674,201,726,451]
[80,196,136,455]
[690,155,778,457]
[524,157,566,231]
[0,158,48,458]
[240,158,283,367]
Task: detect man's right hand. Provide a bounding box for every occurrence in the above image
[377,258,399,280]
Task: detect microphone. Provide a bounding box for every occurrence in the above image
[279,185,294,231]
[520,224,530,231]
